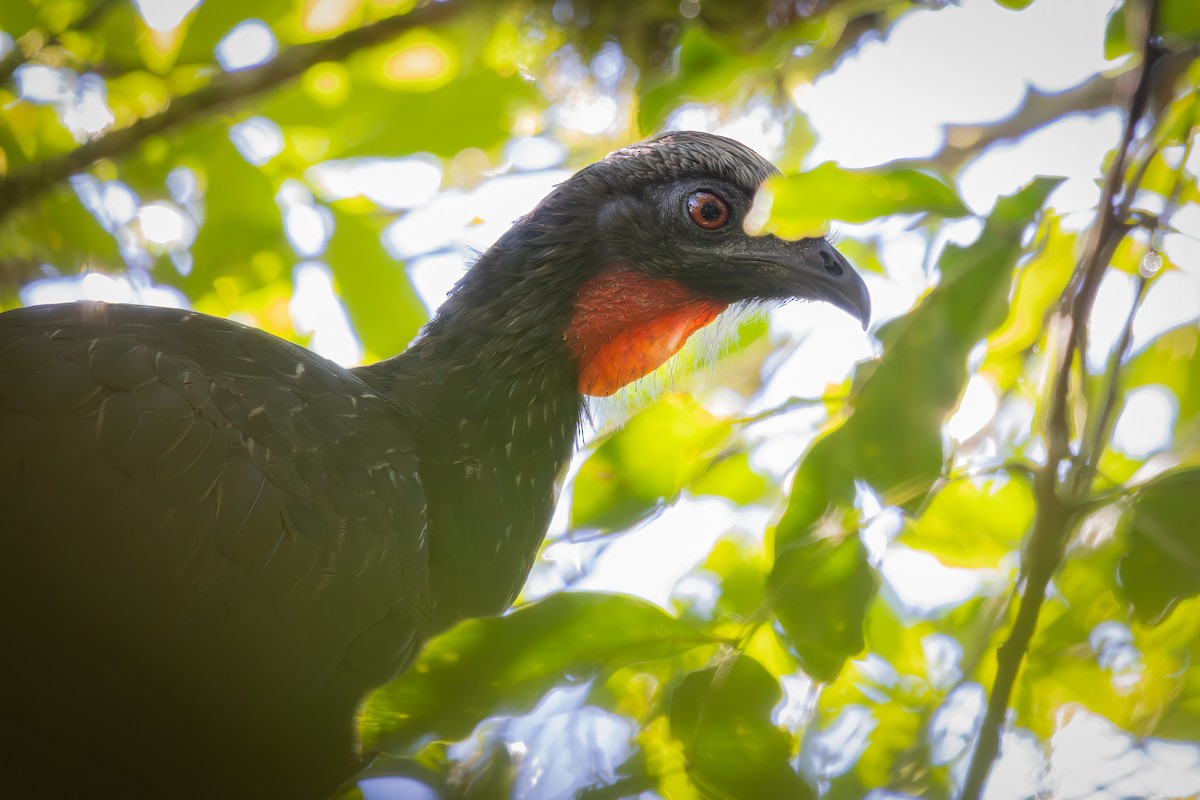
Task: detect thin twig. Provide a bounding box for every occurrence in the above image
[0,1,461,225]
[958,1,1165,798]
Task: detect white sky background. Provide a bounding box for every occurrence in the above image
[12,0,1200,797]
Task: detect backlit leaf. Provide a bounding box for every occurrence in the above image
[669,654,814,799]
[762,163,968,239]
[360,592,714,751]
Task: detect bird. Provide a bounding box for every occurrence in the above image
[0,130,869,798]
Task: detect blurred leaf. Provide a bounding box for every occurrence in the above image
[639,27,755,133]
[1118,468,1200,624]
[769,179,1059,681]
[359,592,714,751]
[834,238,886,275]
[326,208,426,361]
[686,536,768,624]
[0,184,123,276]
[176,0,292,65]
[902,476,1035,568]
[1,0,40,37]
[691,450,770,506]
[771,530,878,681]
[992,0,1035,8]
[571,397,732,531]
[1124,323,1200,440]
[983,217,1075,388]
[187,135,288,297]
[669,654,814,799]
[265,59,538,159]
[763,164,968,239]
[1162,0,1200,42]
[1104,2,1132,60]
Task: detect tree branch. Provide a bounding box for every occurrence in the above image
[933,74,1121,174]
[0,1,461,225]
[958,2,1165,798]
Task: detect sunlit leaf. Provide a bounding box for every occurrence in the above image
[571,397,732,531]
[690,450,771,506]
[902,476,1035,568]
[762,164,968,239]
[360,592,714,751]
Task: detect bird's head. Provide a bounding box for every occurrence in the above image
[439,130,870,398]
[552,131,870,397]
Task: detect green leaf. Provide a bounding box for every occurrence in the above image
[265,63,538,159]
[1123,324,1200,440]
[769,179,1060,681]
[187,134,288,298]
[771,531,878,681]
[359,592,713,752]
[690,451,771,506]
[669,654,814,800]
[176,0,292,65]
[762,164,968,238]
[1118,468,1200,624]
[902,476,1035,568]
[638,27,742,133]
[1162,0,1200,41]
[325,208,426,362]
[0,183,124,276]
[571,397,733,532]
[0,0,40,38]
[1104,2,1132,60]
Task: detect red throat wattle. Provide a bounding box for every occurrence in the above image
[566,267,728,397]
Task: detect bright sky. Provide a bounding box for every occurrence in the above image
[12,0,1200,797]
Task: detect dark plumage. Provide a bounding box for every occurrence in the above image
[0,131,868,797]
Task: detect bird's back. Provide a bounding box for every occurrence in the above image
[0,302,430,797]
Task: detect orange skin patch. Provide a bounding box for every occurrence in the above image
[566,267,728,397]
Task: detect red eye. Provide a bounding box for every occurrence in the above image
[687,191,730,230]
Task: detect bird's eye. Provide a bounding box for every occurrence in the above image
[687,191,730,230]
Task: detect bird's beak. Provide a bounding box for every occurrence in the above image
[708,236,871,330]
[783,238,871,330]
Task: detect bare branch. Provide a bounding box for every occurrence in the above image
[0,1,461,225]
[934,74,1122,173]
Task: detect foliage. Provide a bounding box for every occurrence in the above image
[2,0,1198,798]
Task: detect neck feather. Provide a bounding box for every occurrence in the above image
[355,244,587,628]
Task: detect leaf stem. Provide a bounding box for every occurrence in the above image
[0,1,461,225]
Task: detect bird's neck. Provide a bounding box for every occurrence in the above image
[358,245,587,630]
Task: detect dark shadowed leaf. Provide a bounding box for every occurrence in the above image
[762,163,968,239]
[1118,468,1200,624]
[359,592,714,751]
[669,654,814,799]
